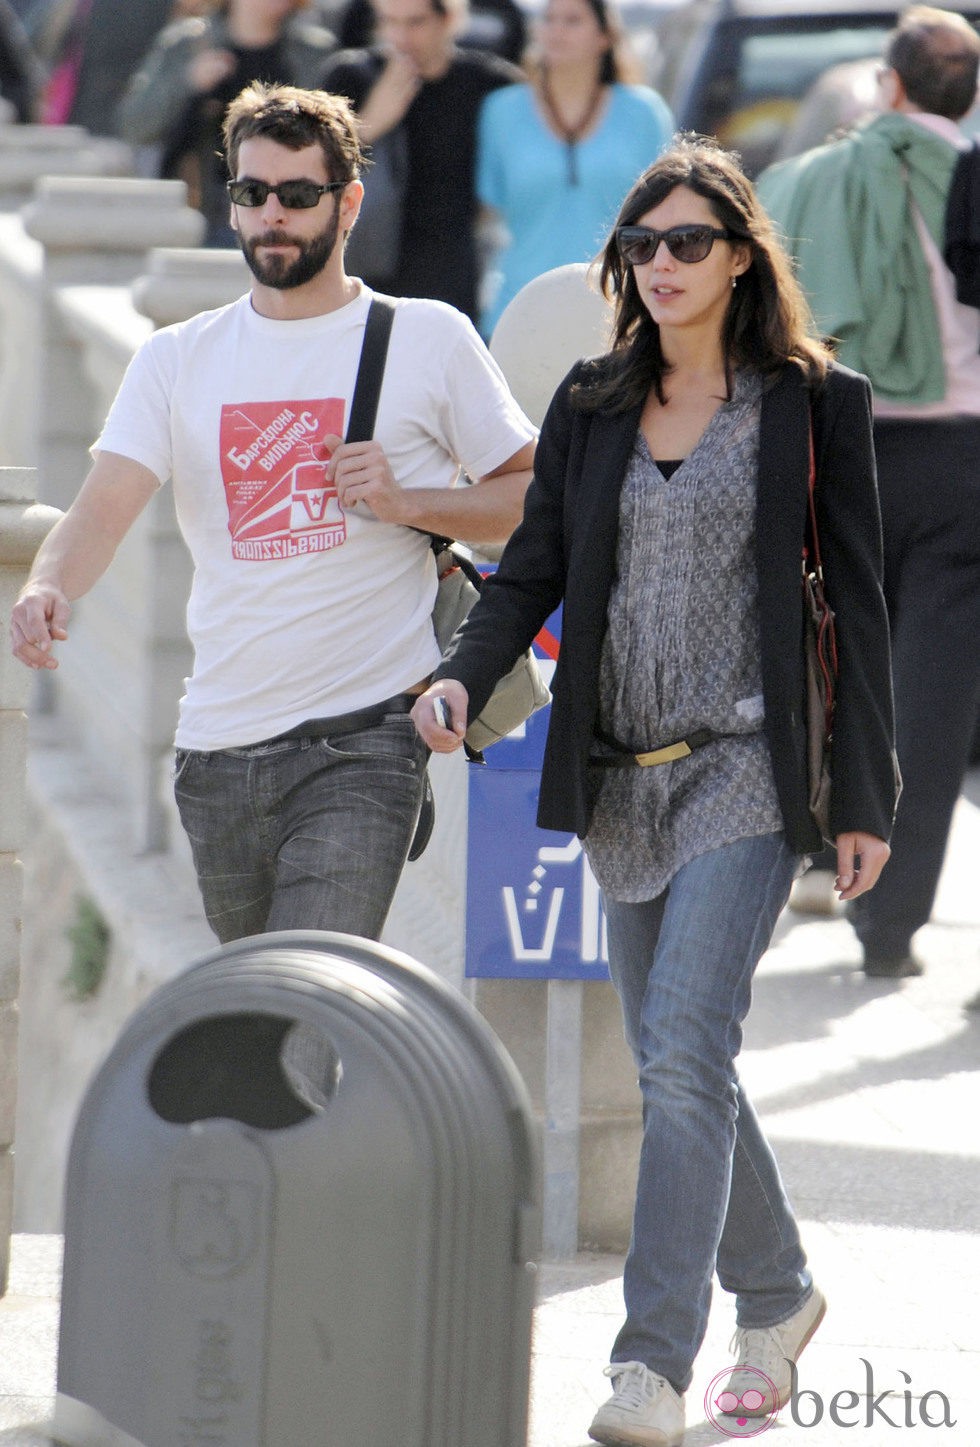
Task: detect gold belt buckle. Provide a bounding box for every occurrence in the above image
[634,740,693,767]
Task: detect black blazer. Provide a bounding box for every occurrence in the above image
[436,359,900,855]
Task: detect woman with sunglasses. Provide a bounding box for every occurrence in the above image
[414,136,899,1447]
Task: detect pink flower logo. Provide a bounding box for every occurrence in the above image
[703,1367,779,1437]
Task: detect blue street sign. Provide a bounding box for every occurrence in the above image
[466,769,609,981]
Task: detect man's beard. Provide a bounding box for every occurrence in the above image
[239,208,340,289]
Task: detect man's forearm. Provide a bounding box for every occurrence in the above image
[25,509,125,602]
[24,453,159,601]
[397,469,532,545]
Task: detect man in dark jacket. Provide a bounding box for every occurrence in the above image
[322,0,519,321]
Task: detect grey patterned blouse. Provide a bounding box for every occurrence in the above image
[584,368,785,903]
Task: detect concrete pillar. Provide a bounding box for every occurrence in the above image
[0,468,62,1293]
[113,245,248,851]
[0,125,133,213]
[21,176,206,512]
[132,246,250,328]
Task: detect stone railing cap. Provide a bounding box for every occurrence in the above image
[132,247,251,326]
[0,124,90,149]
[22,178,205,252]
[0,494,62,567]
[0,138,133,189]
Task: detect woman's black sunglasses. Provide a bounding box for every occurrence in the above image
[227,178,348,209]
[616,224,733,266]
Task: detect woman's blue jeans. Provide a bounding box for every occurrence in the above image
[603,832,813,1394]
[173,714,426,943]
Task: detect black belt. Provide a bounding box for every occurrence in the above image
[590,727,738,768]
[265,693,419,744]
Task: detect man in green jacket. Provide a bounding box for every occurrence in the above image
[758,5,980,979]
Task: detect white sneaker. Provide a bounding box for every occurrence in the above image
[725,1287,827,1415]
[588,1361,685,1446]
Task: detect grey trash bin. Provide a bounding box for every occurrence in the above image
[51,930,541,1447]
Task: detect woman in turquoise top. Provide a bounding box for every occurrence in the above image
[476,0,674,336]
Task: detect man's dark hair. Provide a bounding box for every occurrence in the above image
[886,5,980,120]
[222,83,364,182]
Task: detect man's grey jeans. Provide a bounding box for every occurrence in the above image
[173,712,427,943]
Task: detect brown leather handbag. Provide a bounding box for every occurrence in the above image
[803,419,838,842]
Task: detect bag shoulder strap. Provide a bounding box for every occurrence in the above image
[805,413,821,566]
[350,299,478,589]
[345,295,396,443]
[803,405,827,582]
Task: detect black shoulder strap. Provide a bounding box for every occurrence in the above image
[346,296,396,442]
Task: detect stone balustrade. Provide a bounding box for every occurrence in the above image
[23,176,205,515]
[16,175,207,854]
[0,126,133,213]
[0,469,61,1292]
[132,246,250,327]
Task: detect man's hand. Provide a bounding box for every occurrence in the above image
[359,53,422,142]
[10,583,70,670]
[412,681,468,751]
[835,831,890,900]
[188,47,237,95]
[325,434,414,524]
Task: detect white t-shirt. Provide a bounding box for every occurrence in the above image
[95,286,536,749]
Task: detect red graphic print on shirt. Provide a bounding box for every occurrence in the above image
[220,398,347,561]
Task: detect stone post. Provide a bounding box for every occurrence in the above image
[0,125,133,214]
[22,176,205,512]
[0,468,61,1293]
[132,246,250,328]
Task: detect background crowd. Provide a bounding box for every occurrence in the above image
[0,0,679,325]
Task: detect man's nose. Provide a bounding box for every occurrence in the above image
[259,190,289,223]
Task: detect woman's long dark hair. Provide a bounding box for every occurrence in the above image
[575,134,831,413]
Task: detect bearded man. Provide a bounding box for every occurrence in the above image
[11,81,535,943]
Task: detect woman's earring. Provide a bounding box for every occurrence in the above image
[731,276,737,289]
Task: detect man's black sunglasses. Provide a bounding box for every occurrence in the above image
[616,224,733,266]
[227,178,348,209]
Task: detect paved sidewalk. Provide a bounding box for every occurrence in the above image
[2,783,979,1445]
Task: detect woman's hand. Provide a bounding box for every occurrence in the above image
[835,832,890,900]
[412,681,468,752]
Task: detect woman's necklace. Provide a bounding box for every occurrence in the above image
[539,70,605,186]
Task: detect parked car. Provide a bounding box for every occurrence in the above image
[649,0,980,175]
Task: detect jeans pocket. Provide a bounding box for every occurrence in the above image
[173,748,208,788]
[325,716,423,773]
